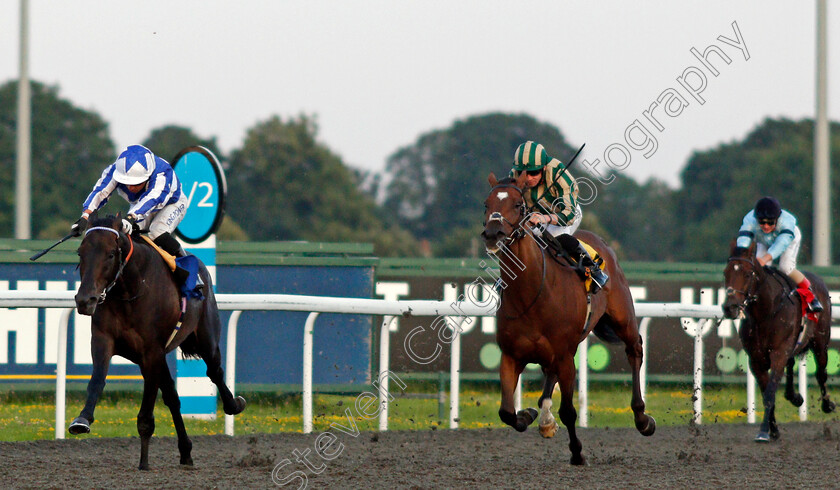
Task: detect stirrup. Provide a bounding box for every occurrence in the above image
[808,298,823,313]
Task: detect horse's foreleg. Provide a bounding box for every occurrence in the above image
[137,357,163,470]
[498,353,536,432]
[69,333,113,435]
[158,367,193,466]
[756,353,786,443]
[538,372,558,438]
[557,356,585,466]
[783,357,804,407]
[813,344,837,413]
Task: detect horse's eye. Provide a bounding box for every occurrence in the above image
[108,252,115,259]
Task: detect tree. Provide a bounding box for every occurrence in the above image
[382,112,575,256]
[226,114,418,256]
[674,117,840,263]
[0,80,115,238]
[142,125,225,167]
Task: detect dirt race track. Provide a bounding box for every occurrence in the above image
[2,421,840,488]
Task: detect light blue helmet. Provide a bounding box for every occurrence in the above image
[113,145,156,185]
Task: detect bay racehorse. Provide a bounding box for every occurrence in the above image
[70,215,246,469]
[722,241,835,441]
[481,173,655,465]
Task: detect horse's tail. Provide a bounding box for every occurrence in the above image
[592,317,622,344]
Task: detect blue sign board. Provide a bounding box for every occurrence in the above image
[171,147,226,244]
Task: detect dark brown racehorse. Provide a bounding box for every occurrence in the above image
[70,215,246,469]
[722,241,835,442]
[481,173,655,465]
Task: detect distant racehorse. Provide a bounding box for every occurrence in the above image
[481,173,655,465]
[70,215,246,469]
[723,241,835,442]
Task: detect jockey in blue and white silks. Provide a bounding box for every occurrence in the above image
[735,196,822,312]
[72,145,188,257]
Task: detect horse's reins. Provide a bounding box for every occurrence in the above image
[84,226,134,304]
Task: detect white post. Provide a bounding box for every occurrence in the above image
[578,334,589,428]
[302,312,319,434]
[449,317,466,429]
[377,316,395,432]
[799,355,808,421]
[54,308,71,440]
[692,319,709,424]
[639,317,651,400]
[224,310,241,436]
[747,370,756,424]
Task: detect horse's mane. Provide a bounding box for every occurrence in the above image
[89,215,120,229]
[731,246,751,258]
[497,177,517,186]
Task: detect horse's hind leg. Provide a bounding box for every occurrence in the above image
[784,357,804,407]
[158,365,193,466]
[813,344,837,413]
[69,333,113,435]
[609,315,655,436]
[497,353,537,432]
[193,311,246,415]
[556,356,585,465]
[538,372,559,438]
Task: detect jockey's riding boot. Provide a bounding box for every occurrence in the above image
[796,279,823,313]
[153,232,186,257]
[153,233,190,285]
[558,234,609,293]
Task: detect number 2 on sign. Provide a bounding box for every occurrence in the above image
[185,182,214,208]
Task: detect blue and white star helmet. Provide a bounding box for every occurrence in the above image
[113,145,156,185]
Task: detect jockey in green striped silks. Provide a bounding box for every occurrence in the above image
[509,141,608,292]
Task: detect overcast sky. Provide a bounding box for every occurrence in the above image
[1,1,837,187]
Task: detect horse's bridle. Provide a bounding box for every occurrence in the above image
[726,256,760,313]
[485,183,528,248]
[83,226,134,304]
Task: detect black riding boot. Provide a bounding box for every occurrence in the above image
[557,234,609,292]
[153,232,187,257]
[153,233,190,284]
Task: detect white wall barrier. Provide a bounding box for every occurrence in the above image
[0,292,834,438]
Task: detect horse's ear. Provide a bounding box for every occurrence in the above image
[514,170,528,189]
[729,238,738,256]
[747,240,757,257]
[488,173,498,187]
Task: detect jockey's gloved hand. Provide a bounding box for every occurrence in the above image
[70,216,88,237]
[121,217,137,235]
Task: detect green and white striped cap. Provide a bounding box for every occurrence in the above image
[513,141,551,172]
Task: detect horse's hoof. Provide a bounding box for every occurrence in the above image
[138,463,150,471]
[180,457,194,466]
[68,417,91,435]
[539,421,559,438]
[787,393,804,407]
[754,431,770,443]
[822,399,836,414]
[770,429,780,441]
[570,454,587,466]
[225,396,247,415]
[637,415,656,436]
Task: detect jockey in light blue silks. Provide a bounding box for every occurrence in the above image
[71,144,189,258]
[736,196,823,312]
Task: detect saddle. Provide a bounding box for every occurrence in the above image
[541,232,606,293]
[763,266,816,352]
